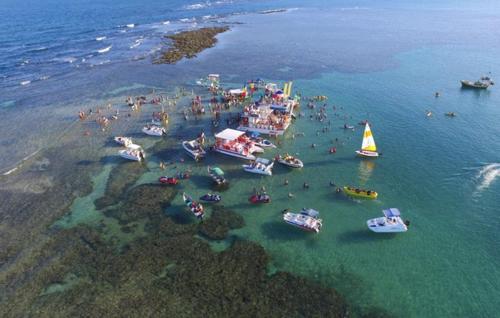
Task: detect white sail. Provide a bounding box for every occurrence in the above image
[361,123,377,152]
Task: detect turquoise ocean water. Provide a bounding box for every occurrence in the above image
[1,1,500,317]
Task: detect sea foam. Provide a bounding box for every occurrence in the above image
[476,163,500,191]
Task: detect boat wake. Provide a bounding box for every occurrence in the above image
[475,163,500,192]
[95,36,106,41]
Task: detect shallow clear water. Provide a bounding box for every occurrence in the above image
[2,1,500,317]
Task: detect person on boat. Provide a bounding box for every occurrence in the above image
[288,192,294,198]
[284,179,289,186]
[330,180,335,186]
[336,187,341,193]
[303,182,309,189]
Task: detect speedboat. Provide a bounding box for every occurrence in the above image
[461,76,494,89]
[182,192,204,219]
[283,208,322,233]
[159,176,178,185]
[242,158,274,176]
[367,208,409,233]
[253,137,276,148]
[275,154,303,168]
[355,123,379,158]
[208,166,227,185]
[248,192,271,204]
[118,144,145,161]
[199,193,221,203]
[114,136,132,147]
[142,125,166,136]
[343,186,378,199]
[182,139,206,161]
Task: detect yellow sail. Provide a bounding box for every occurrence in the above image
[361,123,377,152]
[283,82,289,97]
[286,81,293,97]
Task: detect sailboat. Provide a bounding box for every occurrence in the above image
[355,123,379,158]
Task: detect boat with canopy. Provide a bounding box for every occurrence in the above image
[367,208,409,233]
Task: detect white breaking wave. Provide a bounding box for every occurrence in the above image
[20,80,31,86]
[126,23,135,28]
[96,36,106,41]
[97,45,112,53]
[476,163,500,191]
[162,20,170,25]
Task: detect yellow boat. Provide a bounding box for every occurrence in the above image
[343,186,378,199]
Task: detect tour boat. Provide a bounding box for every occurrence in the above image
[213,128,256,160]
[182,139,206,161]
[343,186,378,199]
[114,136,132,147]
[242,158,274,176]
[283,208,322,233]
[275,154,303,168]
[159,176,178,185]
[182,192,204,219]
[118,144,145,162]
[356,123,379,157]
[199,193,221,203]
[142,125,166,136]
[367,208,409,233]
[461,76,494,89]
[207,166,227,185]
[248,192,271,203]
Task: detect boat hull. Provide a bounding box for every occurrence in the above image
[237,125,286,136]
[242,166,272,176]
[213,148,255,160]
[284,220,320,233]
[367,219,407,233]
[343,186,378,199]
[182,141,206,160]
[356,150,379,157]
[277,159,303,168]
[119,150,144,161]
[460,80,489,89]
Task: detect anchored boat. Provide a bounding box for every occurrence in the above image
[142,125,166,136]
[242,158,274,176]
[356,123,379,158]
[343,186,378,199]
[182,192,204,219]
[461,76,494,89]
[249,192,271,204]
[182,139,206,161]
[207,166,227,185]
[367,208,409,233]
[114,136,132,147]
[199,193,221,203]
[275,154,303,168]
[213,128,256,160]
[118,144,145,162]
[283,208,322,233]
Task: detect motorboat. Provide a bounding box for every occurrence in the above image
[356,123,379,158]
[343,186,378,199]
[182,192,204,219]
[199,193,221,203]
[367,208,409,233]
[275,154,303,168]
[182,139,206,161]
[213,128,256,160]
[208,166,227,185]
[461,76,494,89]
[118,144,145,161]
[159,176,178,185]
[142,125,166,136]
[248,192,271,203]
[242,158,274,176]
[283,208,322,233]
[248,132,277,148]
[114,136,132,147]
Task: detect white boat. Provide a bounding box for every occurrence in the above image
[367,208,409,233]
[213,128,256,160]
[182,139,206,161]
[142,125,165,136]
[114,136,132,147]
[242,158,274,176]
[283,208,322,233]
[118,144,145,161]
[355,123,379,157]
[253,138,276,148]
[249,144,264,154]
[275,154,303,168]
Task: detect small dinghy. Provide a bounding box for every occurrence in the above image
[159,176,178,185]
[367,208,409,233]
[114,136,132,147]
[275,154,303,168]
[343,186,378,199]
[242,158,274,176]
[119,144,145,161]
[182,139,206,161]
[183,192,204,219]
[142,125,166,136]
[249,192,271,204]
[283,208,322,233]
[200,193,221,203]
[208,166,227,185]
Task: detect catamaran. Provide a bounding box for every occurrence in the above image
[367,208,409,233]
[356,123,379,157]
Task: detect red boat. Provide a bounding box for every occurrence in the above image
[249,193,271,204]
[159,176,179,185]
